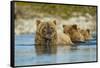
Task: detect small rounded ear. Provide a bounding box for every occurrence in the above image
[53,20,56,25]
[86,29,90,33]
[63,25,66,28]
[36,19,41,26]
[72,24,78,30]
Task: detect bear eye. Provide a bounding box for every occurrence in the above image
[43,29,46,32]
[50,27,53,29]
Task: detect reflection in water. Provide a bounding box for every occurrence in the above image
[15,34,96,66]
[15,44,96,66]
[35,44,57,55]
[35,44,79,55]
[35,44,57,64]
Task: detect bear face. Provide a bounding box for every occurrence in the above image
[63,24,84,43]
[35,19,57,45]
[80,29,92,41]
[63,25,71,34]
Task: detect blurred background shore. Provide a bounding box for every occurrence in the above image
[14,2,97,35]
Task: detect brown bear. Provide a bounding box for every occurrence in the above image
[35,19,57,46]
[80,29,92,41]
[63,24,84,43]
[56,32,73,45]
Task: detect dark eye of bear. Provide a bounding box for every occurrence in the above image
[50,27,53,29]
[50,27,54,31]
[42,29,46,33]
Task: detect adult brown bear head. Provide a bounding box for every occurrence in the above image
[36,19,57,40]
[63,24,84,42]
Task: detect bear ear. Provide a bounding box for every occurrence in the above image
[53,20,56,25]
[63,25,66,28]
[72,24,78,30]
[86,29,90,33]
[36,19,41,26]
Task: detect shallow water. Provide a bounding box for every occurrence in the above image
[15,34,97,66]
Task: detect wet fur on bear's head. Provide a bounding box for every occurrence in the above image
[80,29,91,40]
[63,24,84,42]
[35,19,57,45]
[63,25,71,34]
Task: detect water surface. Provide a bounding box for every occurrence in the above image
[15,34,97,66]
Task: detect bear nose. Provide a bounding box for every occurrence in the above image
[47,24,52,34]
[47,29,52,34]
